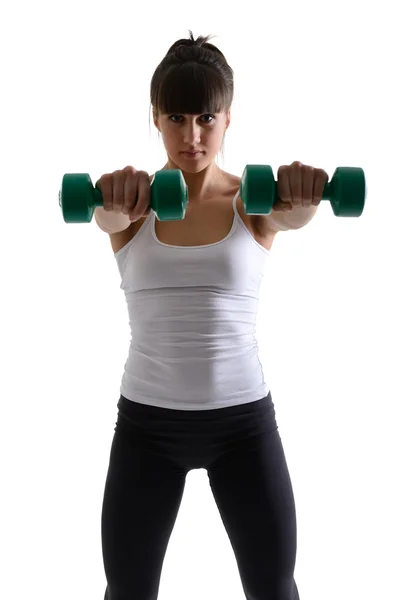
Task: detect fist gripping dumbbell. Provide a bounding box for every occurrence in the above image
[240,165,366,217]
[59,170,189,223]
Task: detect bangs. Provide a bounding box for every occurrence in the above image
[154,63,229,115]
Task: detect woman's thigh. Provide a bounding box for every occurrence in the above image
[207,427,299,600]
[101,425,187,600]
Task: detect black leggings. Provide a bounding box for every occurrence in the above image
[101,393,300,600]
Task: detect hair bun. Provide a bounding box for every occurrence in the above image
[167,30,218,56]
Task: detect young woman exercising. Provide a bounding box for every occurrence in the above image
[96,31,328,600]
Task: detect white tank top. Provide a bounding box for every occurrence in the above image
[114,190,270,410]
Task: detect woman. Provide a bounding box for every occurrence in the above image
[96,30,328,600]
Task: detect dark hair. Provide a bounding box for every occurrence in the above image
[149,31,234,160]
[150,30,234,116]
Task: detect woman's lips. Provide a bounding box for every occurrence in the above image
[182,151,203,158]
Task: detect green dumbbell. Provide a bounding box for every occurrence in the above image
[240,165,366,217]
[59,169,189,223]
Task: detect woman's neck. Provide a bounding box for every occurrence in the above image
[162,160,225,202]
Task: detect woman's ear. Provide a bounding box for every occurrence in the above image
[225,109,231,129]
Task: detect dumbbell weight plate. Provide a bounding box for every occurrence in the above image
[328,167,366,217]
[240,165,275,215]
[152,169,189,221]
[59,173,99,223]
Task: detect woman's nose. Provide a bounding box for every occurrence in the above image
[183,123,201,145]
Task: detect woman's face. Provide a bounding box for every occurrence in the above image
[153,110,230,171]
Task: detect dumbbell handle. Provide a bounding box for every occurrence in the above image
[91,183,156,209]
[274,182,333,202]
[92,187,113,208]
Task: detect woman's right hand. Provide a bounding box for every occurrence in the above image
[95,166,152,222]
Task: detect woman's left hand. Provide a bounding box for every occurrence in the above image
[273,161,329,212]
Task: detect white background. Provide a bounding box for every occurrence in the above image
[1,1,399,599]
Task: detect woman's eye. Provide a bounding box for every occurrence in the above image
[169,114,214,123]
